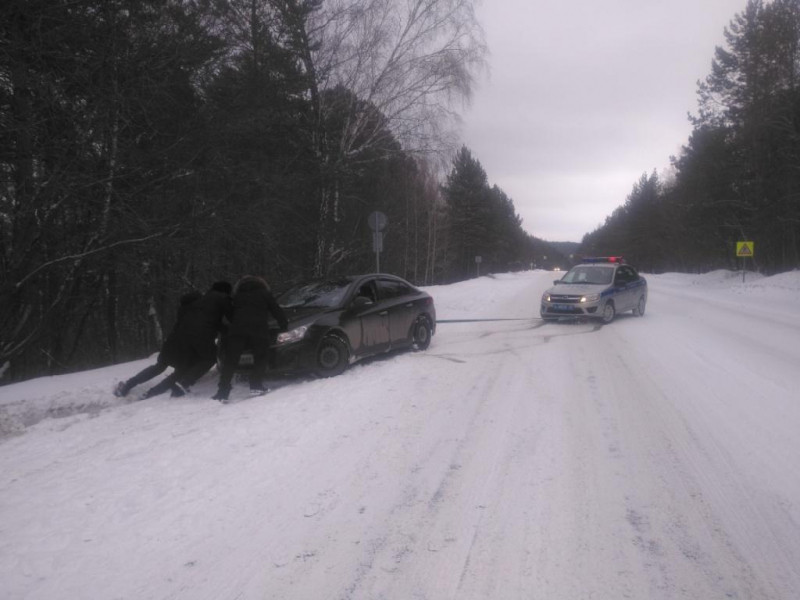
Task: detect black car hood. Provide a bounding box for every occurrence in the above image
[281,306,332,328]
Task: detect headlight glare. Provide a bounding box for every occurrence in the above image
[580,294,600,303]
[277,325,308,344]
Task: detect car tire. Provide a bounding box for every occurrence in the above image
[412,316,432,350]
[633,295,646,317]
[601,301,616,324]
[315,336,349,377]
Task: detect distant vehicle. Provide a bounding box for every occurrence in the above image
[540,257,647,323]
[222,274,436,377]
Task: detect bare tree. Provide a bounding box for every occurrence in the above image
[313,0,486,155]
[274,0,487,275]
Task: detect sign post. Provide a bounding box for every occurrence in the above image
[368,211,387,273]
[475,255,482,277]
[736,241,754,282]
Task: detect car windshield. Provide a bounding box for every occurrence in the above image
[278,279,352,309]
[560,266,613,285]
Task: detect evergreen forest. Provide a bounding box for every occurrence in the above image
[581,0,800,275]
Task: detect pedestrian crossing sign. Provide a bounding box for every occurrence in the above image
[736,241,754,257]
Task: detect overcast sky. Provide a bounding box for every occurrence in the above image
[459,0,747,243]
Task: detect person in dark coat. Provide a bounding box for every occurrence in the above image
[213,275,288,402]
[114,281,233,399]
[140,280,233,398]
[113,289,202,398]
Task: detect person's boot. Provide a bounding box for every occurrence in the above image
[140,387,159,400]
[212,386,230,403]
[141,378,172,399]
[113,381,131,397]
[171,382,189,398]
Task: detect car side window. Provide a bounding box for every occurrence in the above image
[616,266,637,283]
[376,279,411,300]
[356,280,377,303]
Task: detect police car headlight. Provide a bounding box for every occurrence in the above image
[277,325,308,345]
[542,293,551,302]
[580,294,600,303]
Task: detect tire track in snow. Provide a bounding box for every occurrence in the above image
[338,330,546,599]
[587,324,785,599]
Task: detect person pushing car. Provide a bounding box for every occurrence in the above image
[213,275,288,403]
[115,280,232,399]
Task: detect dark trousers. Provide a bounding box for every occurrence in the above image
[175,357,216,388]
[143,343,216,397]
[142,372,180,397]
[124,355,169,391]
[217,334,271,392]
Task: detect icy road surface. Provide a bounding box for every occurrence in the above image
[1,270,799,599]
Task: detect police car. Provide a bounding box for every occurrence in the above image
[540,257,647,323]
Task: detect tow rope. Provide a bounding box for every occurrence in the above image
[436,318,538,323]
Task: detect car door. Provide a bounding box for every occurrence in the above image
[350,278,390,355]
[376,277,418,346]
[613,266,635,310]
[625,266,646,304]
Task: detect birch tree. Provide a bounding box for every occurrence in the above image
[273,0,487,275]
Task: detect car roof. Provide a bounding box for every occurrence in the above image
[291,273,412,286]
[574,262,616,268]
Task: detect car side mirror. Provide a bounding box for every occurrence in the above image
[553,279,562,285]
[352,296,373,308]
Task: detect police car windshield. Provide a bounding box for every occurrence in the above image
[561,266,613,285]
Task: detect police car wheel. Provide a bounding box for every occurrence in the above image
[601,301,616,323]
[633,296,646,317]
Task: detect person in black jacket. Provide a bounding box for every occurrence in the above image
[114,281,233,399]
[113,290,202,398]
[213,275,288,402]
[140,280,233,399]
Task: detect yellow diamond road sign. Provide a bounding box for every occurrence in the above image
[736,241,754,257]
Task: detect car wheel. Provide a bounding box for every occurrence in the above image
[633,295,646,317]
[412,316,432,350]
[601,301,616,324]
[315,336,349,377]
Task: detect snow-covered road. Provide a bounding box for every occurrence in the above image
[2,270,799,599]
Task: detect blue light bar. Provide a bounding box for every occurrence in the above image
[581,256,625,264]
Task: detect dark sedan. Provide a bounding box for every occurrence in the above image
[256,273,436,377]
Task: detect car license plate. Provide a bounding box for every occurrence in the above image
[553,303,572,311]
